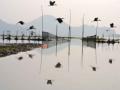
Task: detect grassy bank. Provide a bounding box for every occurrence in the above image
[0,43,41,57]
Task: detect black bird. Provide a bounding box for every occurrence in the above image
[18,56,23,60]
[47,80,52,85]
[110,23,116,28]
[28,26,36,30]
[109,58,114,64]
[17,21,25,25]
[91,66,97,71]
[28,54,34,59]
[55,62,61,68]
[93,17,101,22]
[56,18,64,23]
[110,23,115,28]
[49,1,56,6]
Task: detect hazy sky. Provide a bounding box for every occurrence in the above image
[0,0,120,32]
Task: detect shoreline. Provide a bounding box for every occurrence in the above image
[0,43,41,57]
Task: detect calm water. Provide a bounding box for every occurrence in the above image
[0,39,120,90]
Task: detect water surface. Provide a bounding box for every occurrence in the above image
[0,39,120,90]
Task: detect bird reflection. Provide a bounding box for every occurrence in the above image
[81,15,85,68]
[56,24,58,56]
[68,39,71,72]
[18,56,23,60]
[2,31,5,44]
[15,31,18,43]
[67,10,71,71]
[91,66,97,71]
[81,40,97,68]
[47,80,53,85]
[86,41,97,64]
[95,43,97,64]
[40,46,43,73]
[55,62,61,68]
[109,58,114,64]
[28,54,34,59]
[81,40,84,68]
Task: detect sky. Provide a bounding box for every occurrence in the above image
[0,0,120,32]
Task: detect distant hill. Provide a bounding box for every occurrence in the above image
[0,15,119,38]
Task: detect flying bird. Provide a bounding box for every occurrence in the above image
[49,1,56,6]
[17,21,25,25]
[28,25,36,30]
[93,17,101,22]
[110,23,116,28]
[56,18,64,23]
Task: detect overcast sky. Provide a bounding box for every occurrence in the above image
[0,0,120,32]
